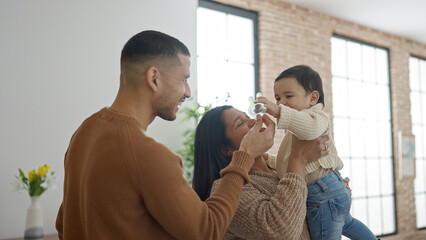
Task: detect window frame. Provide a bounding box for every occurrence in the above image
[198,0,260,98]
[409,54,426,230]
[331,34,397,237]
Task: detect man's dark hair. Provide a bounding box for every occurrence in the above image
[120,30,190,64]
[274,65,325,106]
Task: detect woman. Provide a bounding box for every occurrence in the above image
[193,106,329,240]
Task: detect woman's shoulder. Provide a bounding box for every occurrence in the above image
[211,171,279,195]
[210,178,221,195]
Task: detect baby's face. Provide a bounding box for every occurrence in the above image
[274,77,315,111]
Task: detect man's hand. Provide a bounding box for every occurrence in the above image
[239,114,275,159]
[254,96,280,119]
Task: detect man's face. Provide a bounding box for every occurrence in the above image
[155,53,191,121]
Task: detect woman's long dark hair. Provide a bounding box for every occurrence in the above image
[192,105,233,201]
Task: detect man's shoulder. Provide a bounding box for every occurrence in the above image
[131,131,180,160]
[131,130,165,147]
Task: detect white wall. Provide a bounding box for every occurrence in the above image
[0,0,197,238]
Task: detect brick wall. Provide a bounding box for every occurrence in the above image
[213,0,426,239]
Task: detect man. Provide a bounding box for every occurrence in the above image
[55,30,276,239]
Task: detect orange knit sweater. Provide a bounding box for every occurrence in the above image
[56,107,254,240]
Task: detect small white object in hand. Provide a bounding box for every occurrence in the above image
[248,92,267,117]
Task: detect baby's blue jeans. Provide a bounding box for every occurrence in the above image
[306,170,377,240]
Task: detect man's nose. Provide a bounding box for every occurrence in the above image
[184,82,191,98]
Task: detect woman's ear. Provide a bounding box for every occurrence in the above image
[145,66,160,92]
[309,90,319,106]
[222,146,234,157]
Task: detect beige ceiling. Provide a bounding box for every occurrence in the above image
[282,0,426,45]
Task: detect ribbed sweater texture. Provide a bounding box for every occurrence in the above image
[275,104,344,181]
[56,107,254,240]
[211,171,311,240]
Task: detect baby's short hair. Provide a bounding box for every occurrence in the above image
[275,65,325,106]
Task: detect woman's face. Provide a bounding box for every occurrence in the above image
[222,108,256,155]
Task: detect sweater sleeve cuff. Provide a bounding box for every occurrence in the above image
[277,104,292,129]
[282,172,306,183]
[220,150,254,184]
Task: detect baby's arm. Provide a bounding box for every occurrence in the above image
[255,96,328,140]
[278,104,329,140]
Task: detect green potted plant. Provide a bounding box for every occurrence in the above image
[177,99,212,184]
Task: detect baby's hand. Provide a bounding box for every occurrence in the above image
[255,96,280,119]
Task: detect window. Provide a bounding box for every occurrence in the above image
[197,0,258,110]
[331,36,396,236]
[410,56,426,229]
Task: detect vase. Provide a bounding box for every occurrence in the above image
[24,196,44,240]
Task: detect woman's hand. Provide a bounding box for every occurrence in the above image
[286,133,330,177]
[255,96,280,119]
[336,171,352,195]
[292,133,330,164]
[239,114,276,159]
[344,177,351,194]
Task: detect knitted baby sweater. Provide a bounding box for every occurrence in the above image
[275,104,343,182]
[211,171,311,240]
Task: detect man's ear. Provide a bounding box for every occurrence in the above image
[145,66,160,92]
[309,90,320,106]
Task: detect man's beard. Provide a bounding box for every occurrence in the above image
[156,105,176,121]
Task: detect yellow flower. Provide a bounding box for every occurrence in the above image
[28,170,36,182]
[37,165,50,177]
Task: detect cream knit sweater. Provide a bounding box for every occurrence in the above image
[274,104,343,183]
[211,171,311,240]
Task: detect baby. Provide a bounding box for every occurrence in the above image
[256,65,377,240]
